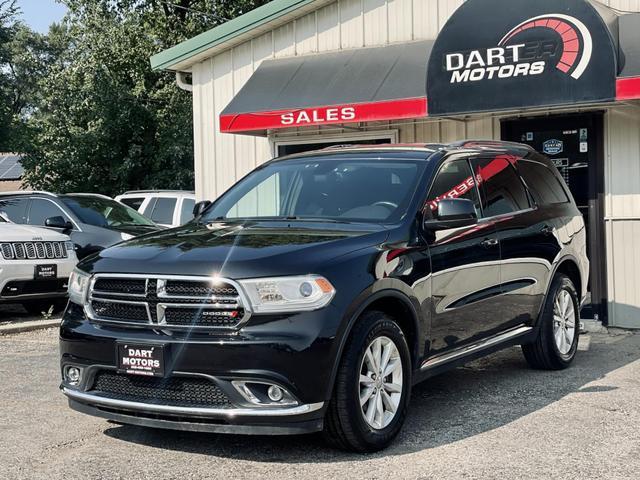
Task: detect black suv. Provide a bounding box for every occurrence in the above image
[0,192,161,259]
[60,142,588,452]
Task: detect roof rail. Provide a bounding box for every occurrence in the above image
[120,189,195,194]
[0,190,58,197]
[449,140,534,150]
[63,193,113,199]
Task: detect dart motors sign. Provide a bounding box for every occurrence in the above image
[427,0,618,116]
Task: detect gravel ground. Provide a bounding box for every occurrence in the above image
[1,328,639,480]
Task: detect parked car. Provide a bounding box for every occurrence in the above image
[59,142,588,452]
[0,192,162,259]
[115,190,196,228]
[0,213,77,315]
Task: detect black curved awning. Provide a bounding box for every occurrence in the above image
[220,41,432,134]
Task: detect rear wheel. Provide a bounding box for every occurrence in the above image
[322,311,411,452]
[522,274,579,370]
[22,299,67,316]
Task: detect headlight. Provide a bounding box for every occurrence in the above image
[68,268,91,305]
[120,233,134,241]
[64,241,75,255]
[238,275,335,313]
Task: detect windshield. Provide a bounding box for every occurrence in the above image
[60,196,156,228]
[203,157,425,224]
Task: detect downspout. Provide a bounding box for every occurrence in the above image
[176,71,193,92]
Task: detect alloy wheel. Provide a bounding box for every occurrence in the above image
[359,335,403,430]
[553,289,576,355]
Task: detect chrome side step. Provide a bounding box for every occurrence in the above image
[420,325,532,371]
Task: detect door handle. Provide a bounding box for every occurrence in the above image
[541,225,553,235]
[481,238,498,248]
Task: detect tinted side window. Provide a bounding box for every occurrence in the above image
[517,160,569,205]
[142,197,157,216]
[426,158,481,215]
[28,199,70,226]
[471,156,530,217]
[149,197,177,224]
[180,199,195,224]
[120,197,145,211]
[0,197,29,222]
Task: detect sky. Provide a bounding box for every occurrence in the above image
[16,0,67,33]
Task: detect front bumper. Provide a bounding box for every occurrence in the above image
[63,387,324,435]
[60,302,342,434]
[0,259,74,302]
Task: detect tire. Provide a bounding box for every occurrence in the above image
[522,274,579,370]
[22,299,67,316]
[322,311,412,452]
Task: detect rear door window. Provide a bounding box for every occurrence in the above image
[470,156,530,218]
[517,159,569,205]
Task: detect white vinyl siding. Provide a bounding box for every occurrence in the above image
[605,104,640,328]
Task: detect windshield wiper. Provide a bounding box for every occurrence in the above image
[201,216,356,224]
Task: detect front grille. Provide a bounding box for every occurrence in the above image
[0,241,68,260]
[93,278,146,295]
[163,307,243,327]
[164,280,238,297]
[90,300,149,323]
[87,275,248,329]
[91,371,232,408]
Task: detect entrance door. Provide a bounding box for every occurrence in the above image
[501,113,606,323]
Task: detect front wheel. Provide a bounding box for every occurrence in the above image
[522,274,579,370]
[323,311,411,452]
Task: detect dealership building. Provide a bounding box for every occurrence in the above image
[151,0,640,329]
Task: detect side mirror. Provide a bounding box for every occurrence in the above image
[192,200,211,217]
[423,198,478,230]
[45,216,73,232]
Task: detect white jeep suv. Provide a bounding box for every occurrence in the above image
[0,213,77,315]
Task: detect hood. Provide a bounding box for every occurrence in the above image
[0,224,70,242]
[83,220,389,278]
[109,224,164,236]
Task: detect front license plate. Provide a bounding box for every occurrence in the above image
[34,264,57,279]
[117,343,165,377]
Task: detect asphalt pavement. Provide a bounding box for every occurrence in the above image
[1,328,639,480]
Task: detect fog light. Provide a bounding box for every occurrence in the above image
[65,366,81,385]
[267,385,284,402]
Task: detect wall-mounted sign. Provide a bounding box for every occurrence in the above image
[427,0,618,116]
[543,139,564,155]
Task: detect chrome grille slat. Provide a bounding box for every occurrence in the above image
[86,274,250,330]
[13,243,25,259]
[0,242,67,260]
[1,243,14,259]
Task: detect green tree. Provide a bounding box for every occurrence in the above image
[21,0,267,196]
